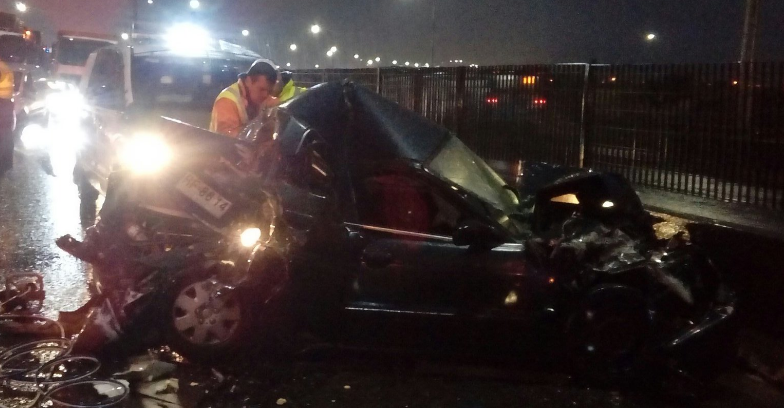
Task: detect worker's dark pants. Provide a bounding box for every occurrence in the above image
[0,98,15,174]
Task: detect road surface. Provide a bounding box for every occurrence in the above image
[1,149,783,408]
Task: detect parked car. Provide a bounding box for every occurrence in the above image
[59,82,736,383]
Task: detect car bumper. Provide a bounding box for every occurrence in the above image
[661,287,739,370]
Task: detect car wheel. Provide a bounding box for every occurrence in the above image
[568,294,650,385]
[163,276,253,364]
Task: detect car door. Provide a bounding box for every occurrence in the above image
[342,169,556,347]
[345,171,478,314]
[80,47,128,193]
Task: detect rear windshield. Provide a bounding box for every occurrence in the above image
[129,55,252,128]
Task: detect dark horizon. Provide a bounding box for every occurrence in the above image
[7,0,784,66]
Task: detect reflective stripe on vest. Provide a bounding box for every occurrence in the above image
[278,80,306,103]
[209,82,248,133]
[0,62,14,100]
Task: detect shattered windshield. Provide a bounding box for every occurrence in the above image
[427,136,519,217]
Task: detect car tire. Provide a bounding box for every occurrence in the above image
[162,275,255,365]
[567,287,650,385]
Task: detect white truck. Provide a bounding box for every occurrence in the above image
[72,35,260,217]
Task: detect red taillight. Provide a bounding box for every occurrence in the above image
[534,98,547,105]
[486,97,499,104]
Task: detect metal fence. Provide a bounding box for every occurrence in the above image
[292,62,784,210]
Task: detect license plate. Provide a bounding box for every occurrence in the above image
[176,172,233,218]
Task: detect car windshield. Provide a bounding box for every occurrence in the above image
[56,38,112,66]
[427,136,519,218]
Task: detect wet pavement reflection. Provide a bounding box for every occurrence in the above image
[2,150,784,408]
[0,150,90,318]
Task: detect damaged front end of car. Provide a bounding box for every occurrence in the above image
[522,166,737,381]
[55,118,290,359]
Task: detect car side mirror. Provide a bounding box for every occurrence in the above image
[453,220,504,249]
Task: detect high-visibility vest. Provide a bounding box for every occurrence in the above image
[209,81,247,133]
[278,80,306,103]
[0,62,14,100]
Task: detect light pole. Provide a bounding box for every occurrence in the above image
[429,0,436,66]
[741,0,761,62]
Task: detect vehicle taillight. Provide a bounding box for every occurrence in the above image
[534,98,547,105]
[486,97,499,104]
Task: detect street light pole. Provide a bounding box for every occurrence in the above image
[430,0,436,66]
[131,0,137,37]
[740,0,761,62]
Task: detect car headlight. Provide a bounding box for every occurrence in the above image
[118,134,172,174]
[240,228,262,248]
[46,90,85,118]
[20,123,47,150]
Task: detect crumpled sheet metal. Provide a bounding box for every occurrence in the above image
[544,215,694,305]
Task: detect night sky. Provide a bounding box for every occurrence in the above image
[8,0,784,66]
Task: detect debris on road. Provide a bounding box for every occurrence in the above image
[114,353,177,382]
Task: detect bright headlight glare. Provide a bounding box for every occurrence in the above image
[46,90,84,117]
[240,228,262,247]
[20,123,47,150]
[119,134,172,174]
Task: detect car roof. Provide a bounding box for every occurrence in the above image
[279,81,451,165]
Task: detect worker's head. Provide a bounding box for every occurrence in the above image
[240,59,278,106]
[272,71,294,97]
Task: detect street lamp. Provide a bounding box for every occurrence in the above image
[310,24,321,35]
[327,50,334,57]
[121,32,129,40]
[330,46,337,53]
[414,63,419,67]
[392,60,398,65]
[147,0,153,4]
[367,60,373,65]
[289,44,297,51]
[375,57,380,62]
[15,2,26,12]
[286,63,291,67]
[646,33,656,41]
[315,64,320,68]
[354,54,359,59]
[189,0,199,9]
[242,29,249,37]
[405,61,410,66]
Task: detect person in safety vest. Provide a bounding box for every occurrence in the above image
[0,60,15,176]
[209,59,278,137]
[272,71,307,103]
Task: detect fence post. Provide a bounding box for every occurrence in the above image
[578,62,596,168]
[413,70,424,114]
[455,66,467,138]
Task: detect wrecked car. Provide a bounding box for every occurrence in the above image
[57,81,736,382]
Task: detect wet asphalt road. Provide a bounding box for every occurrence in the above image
[2,149,784,408]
